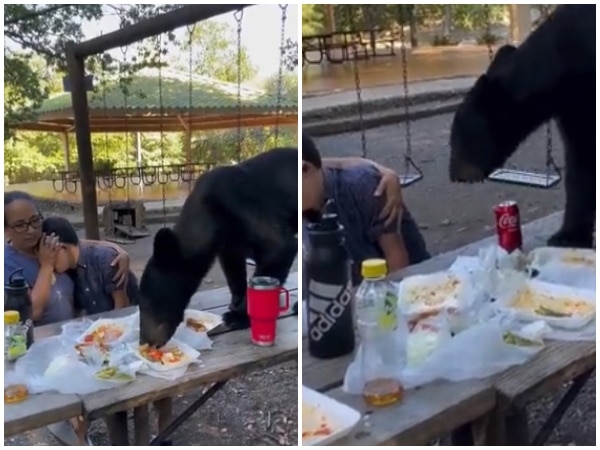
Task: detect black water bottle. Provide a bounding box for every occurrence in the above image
[5,269,34,348]
[306,202,355,359]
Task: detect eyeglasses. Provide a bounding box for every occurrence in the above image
[8,215,44,233]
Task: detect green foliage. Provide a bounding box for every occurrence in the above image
[177,20,256,83]
[302,5,324,35]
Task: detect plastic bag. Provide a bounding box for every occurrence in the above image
[173,310,222,350]
[343,319,540,393]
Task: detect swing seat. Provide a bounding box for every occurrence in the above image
[398,172,423,188]
[488,168,561,188]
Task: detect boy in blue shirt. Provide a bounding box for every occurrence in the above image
[302,133,430,284]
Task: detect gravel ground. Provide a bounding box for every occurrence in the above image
[5,112,594,446]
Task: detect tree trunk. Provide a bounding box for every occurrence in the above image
[407,5,418,48]
[442,5,452,37]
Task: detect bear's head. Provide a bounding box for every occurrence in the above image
[139,228,198,348]
[449,44,523,182]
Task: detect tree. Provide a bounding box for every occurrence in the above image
[282,38,298,71]
[263,72,298,102]
[4,4,181,138]
[177,20,256,83]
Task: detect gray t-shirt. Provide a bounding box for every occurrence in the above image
[4,244,75,325]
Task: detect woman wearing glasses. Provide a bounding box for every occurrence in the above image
[4,191,131,326]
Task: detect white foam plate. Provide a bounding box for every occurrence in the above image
[131,338,200,372]
[302,385,361,446]
[495,279,596,330]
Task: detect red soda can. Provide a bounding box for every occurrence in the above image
[494,200,523,252]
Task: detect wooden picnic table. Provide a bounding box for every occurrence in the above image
[5,272,298,445]
[303,212,596,445]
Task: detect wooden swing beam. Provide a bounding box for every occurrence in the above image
[66,4,253,239]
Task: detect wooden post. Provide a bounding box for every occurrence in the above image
[66,45,100,240]
[323,5,336,34]
[61,132,71,172]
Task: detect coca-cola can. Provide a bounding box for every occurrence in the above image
[494,200,523,252]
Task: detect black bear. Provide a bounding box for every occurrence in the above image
[139,147,298,347]
[449,5,595,249]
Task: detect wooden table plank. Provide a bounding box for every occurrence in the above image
[327,380,495,446]
[4,392,83,438]
[80,315,298,419]
[493,341,596,408]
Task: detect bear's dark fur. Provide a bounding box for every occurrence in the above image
[139,148,298,347]
[449,5,595,249]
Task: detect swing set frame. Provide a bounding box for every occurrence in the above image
[66,5,252,240]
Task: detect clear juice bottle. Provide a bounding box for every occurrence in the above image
[355,259,406,407]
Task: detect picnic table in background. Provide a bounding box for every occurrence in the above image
[303,212,595,445]
[5,273,298,445]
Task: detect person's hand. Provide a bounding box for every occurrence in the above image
[38,233,59,269]
[111,248,130,287]
[374,166,404,227]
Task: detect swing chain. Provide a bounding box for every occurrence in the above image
[235,9,244,163]
[120,45,131,200]
[274,4,288,146]
[398,5,412,163]
[100,35,112,201]
[158,33,167,226]
[346,4,367,158]
[187,23,196,175]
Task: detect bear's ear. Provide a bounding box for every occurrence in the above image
[488,44,517,75]
[153,228,182,268]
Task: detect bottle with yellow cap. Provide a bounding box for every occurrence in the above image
[355,259,407,407]
[4,310,28,362]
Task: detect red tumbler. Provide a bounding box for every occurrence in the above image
[247,276,290,347]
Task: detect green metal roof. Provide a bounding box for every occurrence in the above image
[36,68,297,116]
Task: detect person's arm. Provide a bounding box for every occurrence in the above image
[323,157,403,227]
[350,168,411,273]
[378,233,410,273]
[80,239,130,286]
[99,248,131,310]
[112,290,130,309]
[26,235,60,321]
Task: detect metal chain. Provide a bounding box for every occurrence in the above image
[187,23,196,189]
[274,4,287,146]
[541,7,554,173]
[120,46,131,202]
[158,34,167,226]
[399,5,412,163]
[234,9,244,163]
[100,36,112,204]
[345,4,367,158]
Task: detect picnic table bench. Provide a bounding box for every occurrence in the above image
[5,272,298,445]
[303,212,595,445]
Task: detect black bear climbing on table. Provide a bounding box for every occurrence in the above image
[449,5,595,249]
[138,147,298,348]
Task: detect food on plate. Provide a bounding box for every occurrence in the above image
[139,344,187,366]
[502,332,542,348]
[4,384,29,404]
[95,366,134,382]
[185,317,208,333]
[302,403,333,440]
[511,288,594,318]
[82,324,124,346]
[560,253,595,268]
[404,276,461,309]
[407,319,449,367]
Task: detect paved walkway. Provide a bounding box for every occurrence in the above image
[302,76,476,113]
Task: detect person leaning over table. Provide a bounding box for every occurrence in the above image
[4,191,132,446]
[301,133,430,291]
